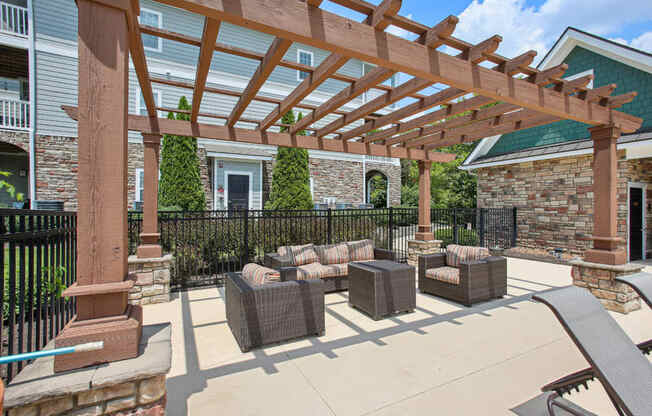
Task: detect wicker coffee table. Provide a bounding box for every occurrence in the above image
[348,260,416,320]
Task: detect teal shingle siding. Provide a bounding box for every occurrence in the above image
[486,46,651,157]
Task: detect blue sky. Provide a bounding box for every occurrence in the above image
[320,0,652,61]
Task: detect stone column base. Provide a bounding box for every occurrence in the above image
[128,254,174,305]
[407,239,442,267]
[570,259,643,314]
[4,324,171,416]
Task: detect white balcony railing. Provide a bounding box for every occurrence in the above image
[1,2,28,37]
[1,98,29,130]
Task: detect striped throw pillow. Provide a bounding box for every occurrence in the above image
[446,244,490,267]
[347,239,375,262]
[241,263,281,286]
[314,243,350,265]
[278,244,319,266]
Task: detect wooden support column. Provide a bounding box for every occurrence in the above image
[137,133,163,258]
[584,124,626,265]
[415,161,434,241]
[54,0,141,372]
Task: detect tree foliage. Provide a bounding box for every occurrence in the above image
[367,173,387,208]
[264,111,314,210]
[158,96,206,211]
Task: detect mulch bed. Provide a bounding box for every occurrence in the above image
[502,247,581,265]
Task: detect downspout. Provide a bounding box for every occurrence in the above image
[27,0,36,203]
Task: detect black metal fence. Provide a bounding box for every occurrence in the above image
[128,207,516,291]
[0,209,77,382]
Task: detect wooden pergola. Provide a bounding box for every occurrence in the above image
[57,0,642,371]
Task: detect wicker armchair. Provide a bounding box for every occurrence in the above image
[418,250,507,306]
[225,272,325,352]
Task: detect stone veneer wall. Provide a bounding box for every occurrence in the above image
[476,152,652,257]
[0,131,213,211]
[6,375,167,416]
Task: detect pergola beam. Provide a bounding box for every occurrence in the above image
[290,66,395,134]
[495,50,537,75]
[152,0,642,132]
[227,37,292,127]
[191,18,220,123]
[316,76,432,138]
[140,24,427,100]
[554,74,593,95]
[367,0,402,31]
[339,87,466,142]
[157,106,318,130]
[63,105,455,162]
[259,53,349,131]
[364,95,495,144]
[461,35,502,64]
[419,15,458,48]
[529,63,568,86]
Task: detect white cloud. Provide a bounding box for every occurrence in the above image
[631,32,652,52]
[452,0,652,64]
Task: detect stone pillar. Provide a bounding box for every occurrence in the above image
[128,254,173,305]
[407,239,442,267]
[570,260,642,313]
[54,0,141,372]
[137,133,163,259]
[584,124,626,265]
[415,161,434,241]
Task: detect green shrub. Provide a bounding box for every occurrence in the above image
[158,96,206,211]
[435,228,479,248]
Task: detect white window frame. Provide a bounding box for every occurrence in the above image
[135,168,144,202]
[309,177,314,198]
[135,88,162,117]
[138,8,163,52]
[627,182,647,262]
[297,49,314,81]
[224,170,253,210]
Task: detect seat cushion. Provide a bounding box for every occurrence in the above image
[241,263,281,286]
[297,262,347,280]
[278,244,319,266]
[446,244,490,267]
[314,243,350,265]
[425,266,460,285]
[346,239,375,262]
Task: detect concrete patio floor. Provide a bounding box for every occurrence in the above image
[142,258,652,415]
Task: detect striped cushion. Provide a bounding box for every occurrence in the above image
[323,263,348,277]
[297,262,348,280]
[314,243,350,265]
[446,245,490,267]
[346,239,375,262]
[278,244,319,266]
[241,263,281,286]
[425,266,460,285]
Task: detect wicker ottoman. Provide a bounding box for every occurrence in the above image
[348,260,416,320]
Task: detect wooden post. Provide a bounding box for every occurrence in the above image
[137,133,162,258]
[415,160,434,241]
[584,124,626,265]
[54,0,142,372]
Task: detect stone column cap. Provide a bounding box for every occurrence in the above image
[569,259,644,273]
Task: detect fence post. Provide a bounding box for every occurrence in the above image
[243,209,250,264]
[511,207,518,248]
[327,208,332,244]
[453,209,458,244]
[479,208,486,247]
[388,207,394,251]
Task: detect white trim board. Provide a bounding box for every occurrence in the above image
[539,28,652,74]
[207,152,272,161]
[627,182,647,262]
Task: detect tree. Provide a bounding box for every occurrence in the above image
[264,111,313,210]
[368,174,387,208]
[158,96,206,211]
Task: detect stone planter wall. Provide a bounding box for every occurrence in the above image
[570,259,643,314]
[128,255,173,305]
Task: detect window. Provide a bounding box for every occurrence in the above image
[135,89,162,117]
[297,49,314,81]
[135,169,144,202]
[139,9,162,52]
[361,63,398,104]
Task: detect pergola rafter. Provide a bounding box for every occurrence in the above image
[59,0,644,371]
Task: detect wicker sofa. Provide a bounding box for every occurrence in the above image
[264,239,398,293]
[418,244,507,306]
[225,269,325,352]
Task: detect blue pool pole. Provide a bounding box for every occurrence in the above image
[0,342,104,365]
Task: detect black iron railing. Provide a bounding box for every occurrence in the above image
[128,207,517,291]
[0,209,77,382]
